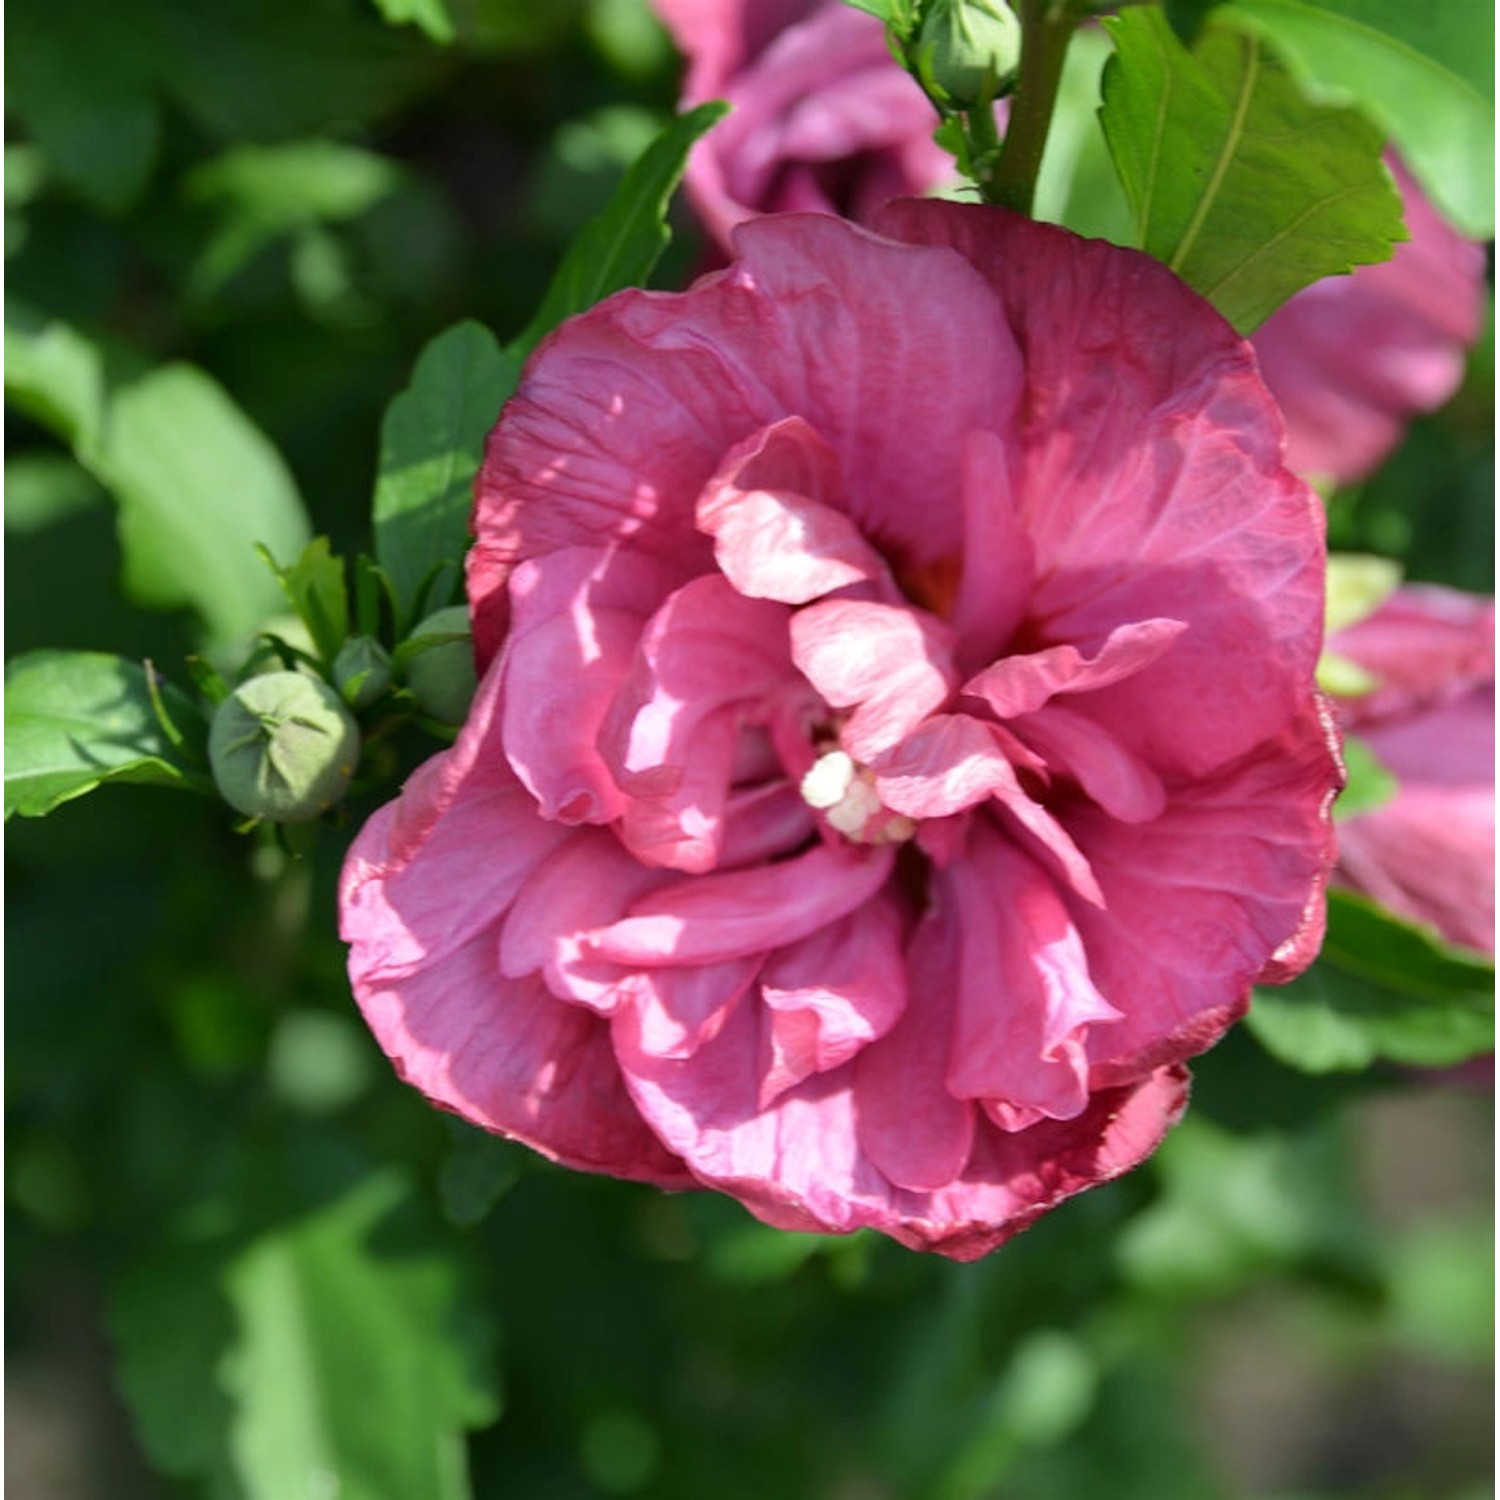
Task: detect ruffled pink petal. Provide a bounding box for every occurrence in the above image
[1330,584,1495,728]
[757,897,907,1106]
[695,417,889,603]
[340,691,689,1184]
[962,617,1187,720]
[1252,158,1486,485]
[1073,696,1341,1083]
[1010,703,1167,823]
[875,200,1327,778]
[666,2,950,247]
[871,713,1018,820]
[851,896,976,1191]
[616,979,1191,1256]
[502,547,681,824]
[598,575,794,871]
[618,955,765,1060]
[584,841,895,967]
[942,824,1121,1124]
[497,829,672,996]
[790,598,957,760]
[949,429,1034,673]
[1335,686,1494,954]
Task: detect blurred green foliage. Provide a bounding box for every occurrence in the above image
[5,3,1492,1499]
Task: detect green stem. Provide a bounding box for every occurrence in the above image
[982,0,1077,214]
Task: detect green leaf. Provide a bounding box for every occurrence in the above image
[1247,964,1494,1072]
[269,538,351,666]
[1161,0,1226,46]
[1099,8,1405,331]
[111,1157,500,1500]
[99,364,313,644]
[1333,733,1396,819]
[6,0,161,212]
[185,140,405,299]
[1321,888,1494,996]
[372,0,456,43]
[373,322,522,620]
[4,453,107,535]
[511,101,732,357]
[1247,893,1494,1073]
[5,301,109,455]
[1219,0,1494,236]
[4,651,205,819]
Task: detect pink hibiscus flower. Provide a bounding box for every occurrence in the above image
[340,204,1341,1259]
[652,0,952,251]
[1329,585,1494,955]
[1251,160,1487,486]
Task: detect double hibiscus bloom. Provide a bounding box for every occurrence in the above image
[341,202,1342,1258]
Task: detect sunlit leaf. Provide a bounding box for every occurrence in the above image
[373,322,522,620]
[372,0,456,44]
[1100,7,1404,331]
[4,651,206,819]
[1219,0,1494,236]
[112,1152,500,1500]
[102,365,312,642]
[511,100,731,356]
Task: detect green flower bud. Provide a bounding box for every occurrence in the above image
[403,606,478,726]
[209,672,360,822]
[333,634,393,710]
[919,0,1022,107]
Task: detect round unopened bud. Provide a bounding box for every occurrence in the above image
[333,634,393,710]
[209,671,360,822]
[919,0,1022,107]
[403,607,478,726]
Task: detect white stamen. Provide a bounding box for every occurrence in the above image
[800,750,856,809]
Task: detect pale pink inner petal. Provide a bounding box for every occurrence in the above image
[962,616,1187,720]
[618,955,765,1060]
[597,575,795,872]
[1011,703,1167,823]
[584,841,896,967]
[694,417,889,605]
[757,897,908,1107]
[871,713,1018,820]
[498,828,672,990]
[949,429,1034,673]
[851,894,975,1192]
[943,825,1121,1123]
[790,598,957,760]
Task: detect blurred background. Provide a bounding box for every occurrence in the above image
[6,1,1493,1496]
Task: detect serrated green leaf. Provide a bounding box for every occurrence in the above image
[372,0,456,43]
[111,1157,499,1500]
[1099,8,1405,331]
[1219,0,1494,236]
[270,538,350,666]
[4,651,205,819]
[373,322,522,619]
[511,101,731,357]
[99,364,312,643]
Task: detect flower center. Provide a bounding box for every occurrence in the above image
[799,749,917,846]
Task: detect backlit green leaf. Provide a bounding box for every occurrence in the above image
[1100,7,1404,331]
[373,322,522,620]
[1219,0,1494,236]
